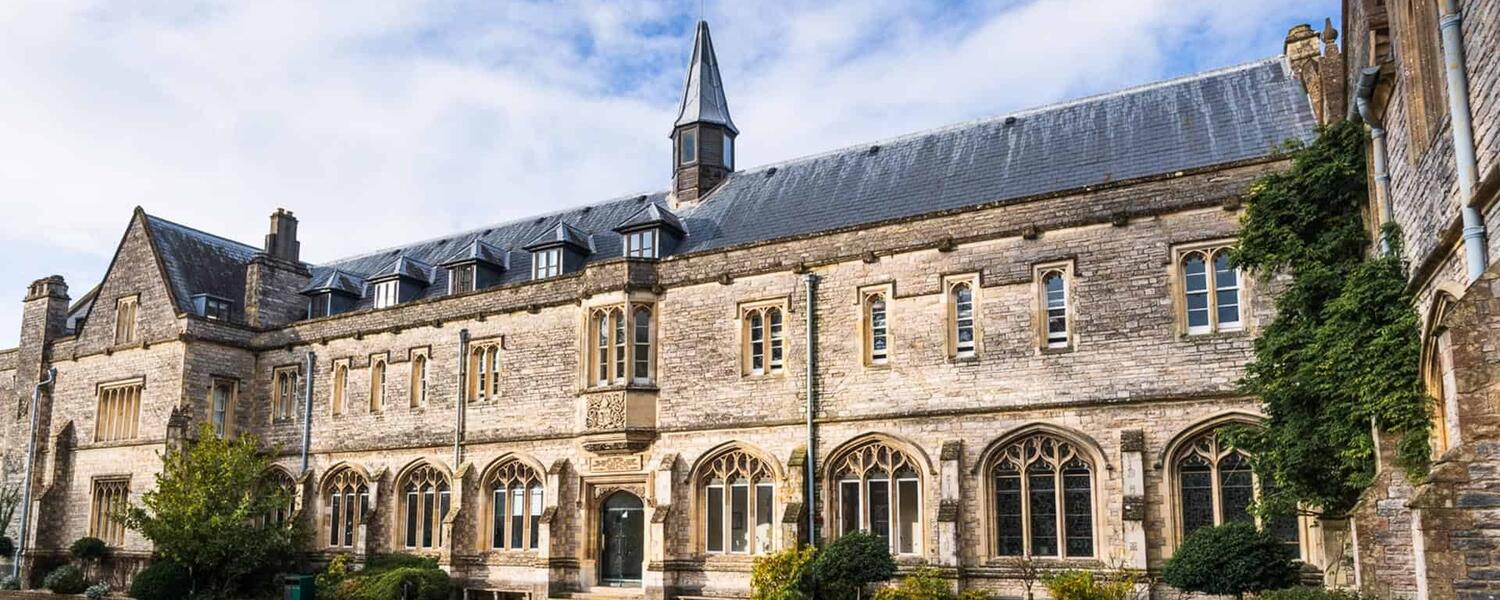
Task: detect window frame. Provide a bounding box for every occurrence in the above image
[740,300,788,377]
[209,378,238,438]
[697,449,777,555]
[114,294,139,345]
[202,296,233,321]
[532,248,563,280]
[94,379,143,443]
[626,229,659,259]
[372,280,400,310]
[859,285,894,367]
[585,303,654,388]
[1173,241,1247,336]
[986,433,1098,559]
[1170,427,1306,560]
[680,129,698,165]
[1033,261,1075,350]
[368,356,387,413]
[398,464,452,550]
[467,341,502,403]
[828,439,923,556]
[331,361,349,416]
[943,275,979,359]
[1389,0,1448,158]
[484,460,544,552]
[324,468,370,549]
[90,477,130,547]
[723,132,734,169]
[410,351,428,408]
[449,264,477,295]
[272,367,299,422]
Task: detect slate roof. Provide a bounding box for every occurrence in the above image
[301,269,365,296]
[523,222,593,252]
[370,255,435,284]
[674,20,737,134]
[143,215,260,314]
[439,240,508,268]
[615,202,685,234]
[140,56,1317,318]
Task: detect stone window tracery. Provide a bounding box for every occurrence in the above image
[587,304,653,387]
[369,358,386,413]
[1173,429,1300,557]
[259,468,297,528]
[862,290,891,366]
[699,449,775,554]
[324,467,369,549]
[94,380,141,442]
[485,460,543,551]
[948,280,976,357]
[989,434,1094,558]
[831,440,921,555]
[410,353,428,408]
[468,342,501,402]
[332,363,348,416]
[742,304,785,376]
[273,367,298,421]
[1178,245,1242,335]
[400,464,451,550]
[90,478,129,547]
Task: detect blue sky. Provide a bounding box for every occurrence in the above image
[0,0,1338,346]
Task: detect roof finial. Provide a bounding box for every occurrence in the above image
[673,19,737,135]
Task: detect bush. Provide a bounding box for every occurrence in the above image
[69,536,110,562]
[0,575,18,590]
[1260,588,1375,600]
[1163,522,1300,599]
[364,553,438,572]
[1042,571,1136,600]
[357,566,451,600]
[0,536,14,558]
[129,559,193,600]
[85,583,110,600]
[873,568,950,600]
[751,546,817,600]
[42,564,88,594]
[812,531,896,600]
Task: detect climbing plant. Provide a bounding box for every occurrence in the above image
[1228,120,1428,517]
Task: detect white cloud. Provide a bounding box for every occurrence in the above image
[0,0,1336,346]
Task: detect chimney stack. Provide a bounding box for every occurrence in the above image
[264,209,300,263]
[1284,21,1346,126]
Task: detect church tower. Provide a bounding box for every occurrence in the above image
[671,20,737,207]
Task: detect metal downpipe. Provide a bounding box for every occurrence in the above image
[13,367,55,582]
[1440,0,1486,281]
[1354,67,1394,254]
[455,329,469,467]
[803,273,818,547]
[300,351,316,474]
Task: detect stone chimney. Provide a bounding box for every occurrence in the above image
[1285,20,1347,126]
[244,210,311,328]
[8,277,68,460]
[264,208,300,263]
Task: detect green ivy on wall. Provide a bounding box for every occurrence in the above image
[1228,120,1428,517]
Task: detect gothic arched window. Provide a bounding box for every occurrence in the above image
[990,434,1094,558]
[331,364,348,416]
[1174,429,1300,556]
[699,449,776,554]
[485,460,543,551]
[324,467,369,549]
[468,342,500,402]
[400,464,451,549]
[410,354,428,408]
[1180,247,1242,335]
[948,280,976,357]
[831,439,921,555]
[369,358,387,413]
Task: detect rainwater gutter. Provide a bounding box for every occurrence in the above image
[12,367,55,583]
[1353,67,1394,254]
[803,273,818,546]
[1440,0,1486,281]
[300,351,316,474]
[455,329,469,467]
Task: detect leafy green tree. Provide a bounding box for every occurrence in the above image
[1230,120,1428,516]
[812,531,896,600]
[751,545,817,600]
[123,424,305,598]
[1162,522,1300,599]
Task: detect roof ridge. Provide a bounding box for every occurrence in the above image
[144,212,261,253]
[728,56,1288,176]
[317,190,663,268]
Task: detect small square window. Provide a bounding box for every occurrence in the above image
[680,131,697,164]
[373,280,400,309]
[533,249,562,280]
[202,297,233,321]
[626,230,658,259]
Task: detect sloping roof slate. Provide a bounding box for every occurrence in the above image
[615,202,685,234]
[674,20,737,134]
[143,215,260,314]
[370,255,434,284]
[439,240,508,268]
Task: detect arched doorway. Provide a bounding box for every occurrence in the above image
[599,491,644,585]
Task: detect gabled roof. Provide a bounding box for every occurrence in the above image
[439,239,508,268]
[293,56,1315,316]
[522,222,593,252]
[301,269,364,296]
[369,255,434,284]
[614,202,685,234]
[674,20,737,134]
[143,214,260,315]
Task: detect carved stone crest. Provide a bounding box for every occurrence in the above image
[585,394,626,430]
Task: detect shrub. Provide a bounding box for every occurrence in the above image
[751,545,817,600]
[0,575,18,590]
[315,555,352,600]
[85,583,110,600]
[364,553,438,572]
[872,567,950,600]
[1041,570,1135,600]
[1260,588,1375,600]
[812,531,896,600]
[0,536,14,558]
[129,559,193,600]
[357,566,451,600]
[70,536,110,562]
[43,564,88,594]
[1163,522,1300,599]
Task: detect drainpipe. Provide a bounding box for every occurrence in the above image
[1354,67,1394,255]
[299,351,316,474]
[12,367,56,583]
[455,329,469,467]
[803,274,818,546]
[1440,0,1486,281]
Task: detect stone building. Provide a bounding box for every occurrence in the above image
[0,20,1336,599]
[1340,0,1500,598]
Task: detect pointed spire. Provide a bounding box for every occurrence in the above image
[674,20,737,135]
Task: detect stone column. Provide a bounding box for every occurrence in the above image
[645,454,676,600]
[936,441,961,567]
[1119,430,1148,570]
[784,446,807,548]
[359,468,386,561]
[441,462,471,566]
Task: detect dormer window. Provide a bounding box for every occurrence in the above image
[308,294,333,318]
[626,230,658,259]
[681,130,697,164]
[723,133,733,168]
[533,248,562,280]
[450,264,476,294]
[192,294,234,322]
[373,280,400,309]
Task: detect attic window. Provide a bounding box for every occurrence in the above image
[373,280,400,309]
[533,248,562,280]
[202,297,233,321]
[626,230,658,259]
[681,130,697,164]
[450,265,477,294]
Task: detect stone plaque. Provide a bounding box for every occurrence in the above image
[589,454,643,473]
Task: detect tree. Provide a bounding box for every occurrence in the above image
[1162,523,1300,599]
[812,531,896,600]
[1230,120,1428,516]
[123,424,305,598]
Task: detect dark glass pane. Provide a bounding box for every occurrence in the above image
[1219,453,1254,524]
[422,490,435,547]
[706,486,724,552]
[868,479,891,547]
[840,481,861,536]
[731,485,749,552]
[1028,467,1058,557]
[343,492,356,546]
[1216,290,1240,324]
[1179,457,1214,535]
[511,487,524,549]
[493,488,506,549]
[330,493,341,546]
[756,484,774,554]
[897,479,919,554]
[405,492,418,547]
[529,485,543,549]
[1063,463,1093,557]
[994,473,1023,556]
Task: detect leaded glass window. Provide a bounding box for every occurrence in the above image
[699,449,775,554]
[486,460,543,551]
[989,434,1095,558]
[830,439,922,555]
[325,468,369,549]
[1174,429,1300,556]
[401,465,451,549]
